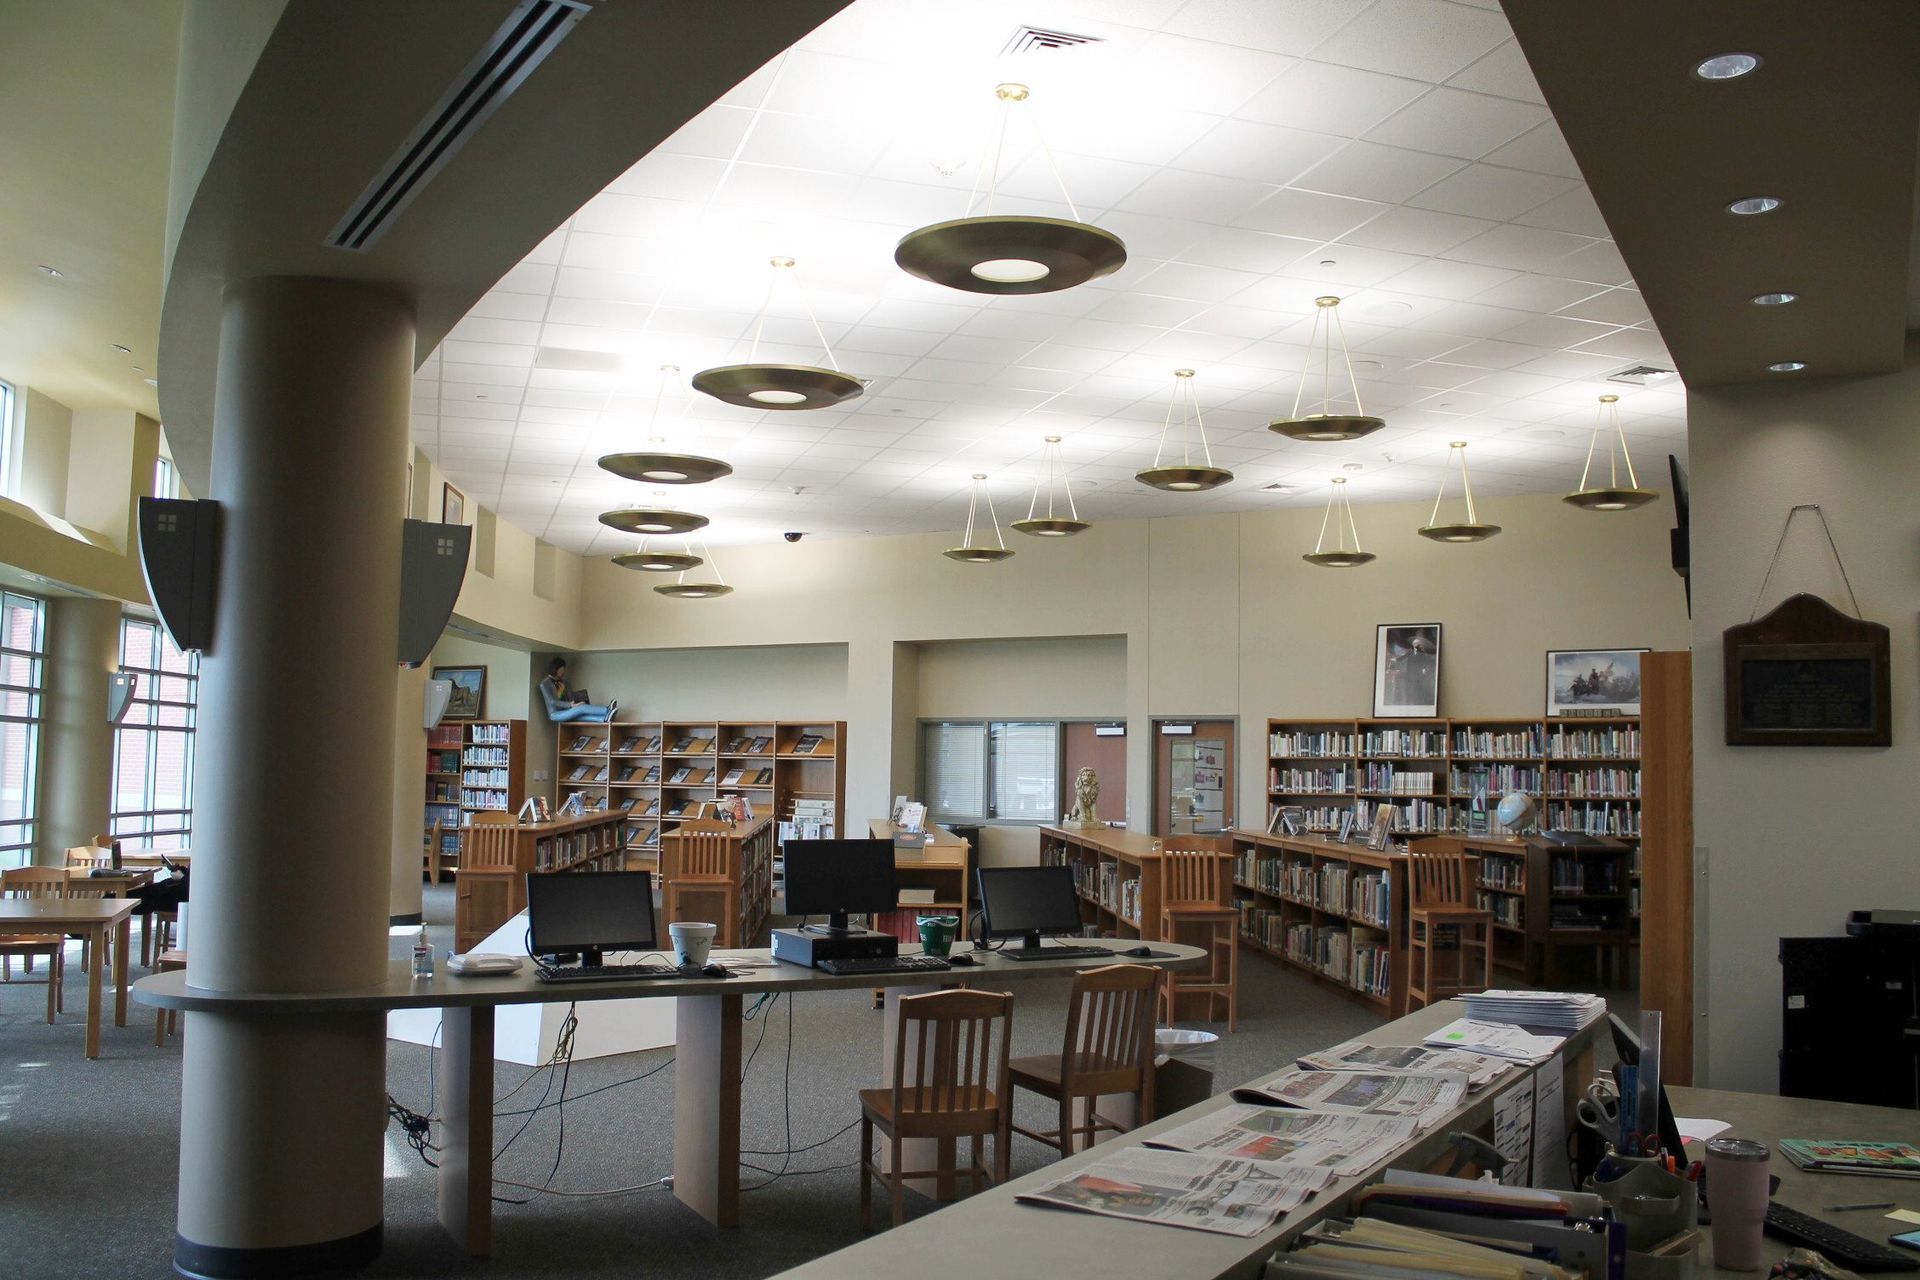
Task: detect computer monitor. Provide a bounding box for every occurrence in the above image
[784,839,897,933]
[977,865,1085,954]
[526,869,656,967]
[1608,1012,1685,1159]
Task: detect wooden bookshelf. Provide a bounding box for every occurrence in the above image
[1416,833,1634,988]
[453,809,627,952]
[1228,830,1409,1018]
[659,816,776,948]
[870,821,972,941]
[554,718,845,866]
[425,720,528,865]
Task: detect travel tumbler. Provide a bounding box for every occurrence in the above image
[1705,1137,1771,1270]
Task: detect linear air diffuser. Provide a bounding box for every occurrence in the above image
[325,0,591,252]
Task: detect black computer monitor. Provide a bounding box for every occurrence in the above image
[977,865,1084,954]
[784,839,897,933]
[526,869,656,967]
[1608,1012,1685,1159]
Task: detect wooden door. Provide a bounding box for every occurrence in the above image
[1152,719,1235,837]
[1062,722,1127,826]
[1640,650,1694,1084]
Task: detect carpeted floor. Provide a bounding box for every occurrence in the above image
[0,884,1635,1279]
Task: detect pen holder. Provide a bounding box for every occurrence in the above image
[1586,1154,1699,1280]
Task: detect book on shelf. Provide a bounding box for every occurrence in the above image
[615,735,642,753]
[685,736,713,754]
[685,767,712,785]
[717,794,755,822]
[642,798,659,816]
[593,765,609,782]
[668,736,693,753]
[791,733,823,755]
[898,888,938,907]
[568,734,593,752]
[666,801,689,817]
[566,764,590,782]
[642,765,661,784]
[616,766,637,782]
[748,735,771,753]
[616,796,637,812]
[722,736,746,753]
[669,766,692,784]
[721,767,745,786]
[752,767,774,786]
[642,734,662,753]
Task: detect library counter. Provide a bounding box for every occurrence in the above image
[870,820,971,933]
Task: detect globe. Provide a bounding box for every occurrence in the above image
[1495,791,1537,833]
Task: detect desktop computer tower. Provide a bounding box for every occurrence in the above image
[1780,932,1920,1109]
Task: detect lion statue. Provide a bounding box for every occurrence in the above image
[1065,766,1100,827]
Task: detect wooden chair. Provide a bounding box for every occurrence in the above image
[1158,840,1239,1032]
[1010,964,1159,1157]
[859,988,1013,1229]
[1,867,68,1022]
[663,820,733,932]
[1407,844,1494,1010]
[423,821,448,886]
[154,948,188,1044]
[64,845,113,870]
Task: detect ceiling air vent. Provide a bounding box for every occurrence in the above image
[1607,364,1678,386]
[1001,26,1104,56]
[534,347,624,375]
[325,0,591,253]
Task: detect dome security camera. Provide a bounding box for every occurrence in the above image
[783,531,804,543]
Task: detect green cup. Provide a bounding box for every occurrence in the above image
[917,915,960,958]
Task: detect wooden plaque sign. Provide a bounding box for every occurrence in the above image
[1723,593,1890,746]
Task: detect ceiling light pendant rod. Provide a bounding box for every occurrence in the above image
[1272,296,1384,443]
[1564,393,1658,511]
[745,257,842,372]
[1303,477,1376,567]
[1014,88,1083,223]
[1015,436,1089,537]
[1138,368,1232,492]
[1419,442,1501,542]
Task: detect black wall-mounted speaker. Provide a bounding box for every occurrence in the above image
[399,519,472,667]
[137,497,221,654]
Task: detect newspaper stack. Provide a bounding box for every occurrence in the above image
[1016,1149,1332,1237]
[1422,1018,1564,1065]
[1146,1105,1417,1176]
[1296,1039,1512,1090]
[1233,1068,1469,1130]
[1462,990,1607,1033]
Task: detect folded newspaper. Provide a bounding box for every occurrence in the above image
[1146,1104,1417,1175]
[1234,1068,1469,1129]
[1297,1038,1512,1089]
[1016,1148,1332,1237]
[1422,1017,1565,1065]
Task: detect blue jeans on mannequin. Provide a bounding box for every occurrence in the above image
[549,702,615,723]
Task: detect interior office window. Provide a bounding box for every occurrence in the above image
[111,616,198,851]
[921,719,1062,823]
[0,379,15,498]
[0,591,46,869]
[989,721,1059,821]
[153,455,178,499]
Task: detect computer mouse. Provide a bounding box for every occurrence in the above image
[945,953,976,966]
[700,963,729,977]
[1124,946,1154,958]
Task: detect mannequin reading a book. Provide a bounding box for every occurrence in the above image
[539,657,618,723]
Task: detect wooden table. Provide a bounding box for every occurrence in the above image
[136,937,1205,1258]
[0,897,137,1058]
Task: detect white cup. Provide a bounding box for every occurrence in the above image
[669,921,717,968]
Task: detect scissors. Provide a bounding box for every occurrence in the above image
[1576,1093,1621,1147]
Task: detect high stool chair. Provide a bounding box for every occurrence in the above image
[661,820,735,935]
[1158,840,1239,1032]
[1407,844,1494,1009]
[154,948,188,1044]
[1010,963,1159,1156]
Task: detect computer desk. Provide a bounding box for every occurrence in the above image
[134,938,1205,1257]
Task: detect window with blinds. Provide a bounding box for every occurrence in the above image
[921,719,1062,823]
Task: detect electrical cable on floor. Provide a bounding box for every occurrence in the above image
[492,1054,674,1119]
[493,1176,674,1199]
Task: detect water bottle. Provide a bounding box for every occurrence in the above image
[411,924,435,979]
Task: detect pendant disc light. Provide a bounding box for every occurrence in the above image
[895,84,1126,296]
[598,507,709,537]
[1303,477,1376,568]
[1270,297,1385,443]
[1012,436,1089,536]
[692,258,863,410]
[612,539,703,573]
[1564,394,1660,511]
[654,541,733,598]
[1418,441,1502,543]
[598,365,734,484]
[943,474,1014,563]
[1137,369,1233,492]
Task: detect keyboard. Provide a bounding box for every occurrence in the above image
[815,955,952,976]
[1762,1202,1920,1273]
[1001,945,1113,963]
[536,963,682,984]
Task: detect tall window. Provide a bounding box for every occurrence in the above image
[0,591,45,868]
[112,617,198,850]
[153,455,178,498]
[920,720,1061,824]
[0,378,16,498]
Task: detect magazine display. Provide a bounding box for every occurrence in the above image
[1237,1068,1468,1129]
[1146,1104,1416,1175]
[1017,1149,1332,1237]
[1298,1039,1511,1089]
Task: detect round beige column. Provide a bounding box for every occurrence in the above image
[389,663,427,923]
[36,595,121,864]
[175,277,412,1276]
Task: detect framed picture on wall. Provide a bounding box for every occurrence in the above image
[442,481,466,526]
[1373,623,1441,717]
[1545,648,1647,717]
[433,665,486,720]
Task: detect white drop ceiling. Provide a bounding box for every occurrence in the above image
[412,0,1685,554]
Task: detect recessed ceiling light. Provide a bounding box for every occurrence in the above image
[1767,360,1807,373]
[1750,291,1797,306]
[1727,196,1781,216]
[112,344,132,354]
[1318,258,1337,267]
[36,265,62,278]
[1693,52,1761,80]
[1342,462,1364,472]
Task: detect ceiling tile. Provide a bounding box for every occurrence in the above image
[1554,240,1635,287]
[1443,39,1546,105]
[1233,187,1387,240]
[1557,287,1653,327]
[1163,0,1373,57]
[1406,164,1576,220]
[1171,118,1346,186]
[1337,205,1495,255]
[1237,60,1430,137]
[1376,257,1520,299]
[1444,222,1597,272]
[1470,273,1606,313]
[1481,120,1582,179]
[1496,313,1621,349]
[1363,87,1549,160]
[1124,32,1297,113]
[1113,169,1277,224]
[1309,0,1511,80]
[1292,141,1465,203]
[1175,227,1325,273]
[1513,186,1610,237]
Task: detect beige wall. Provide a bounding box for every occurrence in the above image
[1687,337,1920,1092]
[18,386,72,515]
[565,642,848,723]
[915,636,1127,720]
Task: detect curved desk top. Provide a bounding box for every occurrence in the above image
[132,936,1207,1012]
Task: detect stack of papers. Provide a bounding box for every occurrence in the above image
[1461,990,1607,1033]
[1298,1039,1513,1090]
[1016,1149,1331,1237]
[1422,1018,1565,1065]
[1146,1105,1418,1175]
[1234,1068,1469,1130]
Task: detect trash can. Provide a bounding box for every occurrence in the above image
[1154,1027,1220,1116]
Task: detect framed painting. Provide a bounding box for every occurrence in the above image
[442,481,466,526]
[1546,648,1646,717]
[433,665,485,721]
[1373,623,1440,718]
